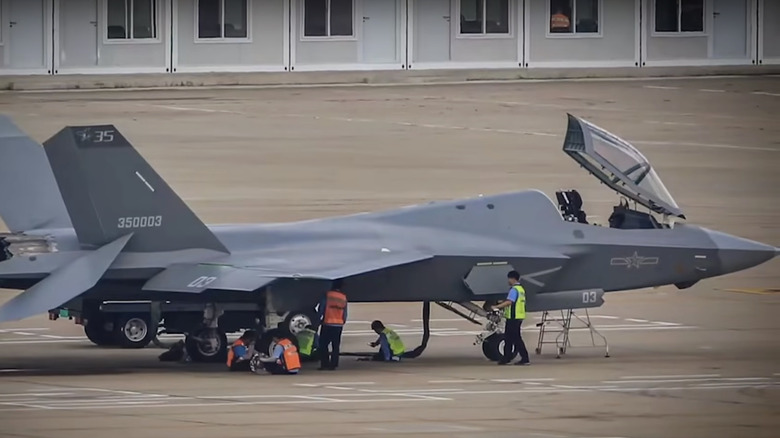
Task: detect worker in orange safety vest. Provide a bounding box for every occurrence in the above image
[318,279,348,371]
[226,330,258,372]
[252,333,301,375]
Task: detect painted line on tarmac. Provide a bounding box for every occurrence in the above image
[2,381,778,412]
[752,91,780,97]
[142,103,777,152]
[294,381,376,388]
[619,374,720,379]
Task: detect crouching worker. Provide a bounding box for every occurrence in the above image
[367,320,405,362]
[251,334,301,375]
[296,325,320,362]
[227,330,258,372]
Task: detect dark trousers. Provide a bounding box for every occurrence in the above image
[229,359,251,372]
[262,361,292,375]
[319,324,343,369]
[503,319,530,363]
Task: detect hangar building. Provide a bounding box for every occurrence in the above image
[0,0,777,77]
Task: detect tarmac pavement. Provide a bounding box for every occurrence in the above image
[0,76,779,438]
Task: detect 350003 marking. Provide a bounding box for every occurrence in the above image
[118,216,162,229]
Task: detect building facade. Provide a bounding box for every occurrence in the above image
[0,0,776,76]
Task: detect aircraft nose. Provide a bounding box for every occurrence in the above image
[705,229,777,274]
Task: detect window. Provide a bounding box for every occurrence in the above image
[106,0,157,40]
[548,0,599,35]
[303,0,353,38]
[459,0,509,35]
[655,0,704,33]
[197,0,249,39]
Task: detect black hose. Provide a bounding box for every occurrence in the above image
[402,301,430,359]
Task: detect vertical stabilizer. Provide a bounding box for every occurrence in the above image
[0,115,72,231]
[42,124,229,254]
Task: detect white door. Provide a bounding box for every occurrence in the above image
[712,0,748,59]
[413,0,451,63]
[7,0,46,69]
[361,0,397,63]
[58,0,98,69]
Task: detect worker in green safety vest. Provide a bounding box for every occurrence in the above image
[295,325,320,362]
[490,270,530,366]
[368,320,405,362]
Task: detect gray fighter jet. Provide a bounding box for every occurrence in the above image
[1,114,777,362]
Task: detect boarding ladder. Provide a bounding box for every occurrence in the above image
[535,308,610,358]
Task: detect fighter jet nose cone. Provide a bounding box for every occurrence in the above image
[705,229,777,274]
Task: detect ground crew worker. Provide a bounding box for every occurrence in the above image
[296,324,320,362]
[253,333,301,375]
[226,330,258,371]
[550,7,570,32]
[367,320,405,362]
[491,271,530,366]
[318,280,348,370]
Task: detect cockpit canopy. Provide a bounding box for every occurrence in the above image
[562,114,685,219]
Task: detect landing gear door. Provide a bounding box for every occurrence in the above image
[561,114,685,219]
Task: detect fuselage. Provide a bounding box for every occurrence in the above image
[1,190,777,302]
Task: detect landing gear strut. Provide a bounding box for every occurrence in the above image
[184,303,228,363]
[434,301,514,362]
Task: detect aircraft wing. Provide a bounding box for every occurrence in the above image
[142,248,434,293]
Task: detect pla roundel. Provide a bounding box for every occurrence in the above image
[562,114,685,219]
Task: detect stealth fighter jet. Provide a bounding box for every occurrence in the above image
[0,114,776,362]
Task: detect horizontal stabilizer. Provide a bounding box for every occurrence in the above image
[0,115,72,231]
[42,124,228,253]
[0,233,132,323]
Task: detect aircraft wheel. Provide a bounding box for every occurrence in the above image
[114,313,155,349]
[257,328,300,357]
[481,334,517,362]
[185,328,228,363]
[84,315,115,346]
[281,309,318,335]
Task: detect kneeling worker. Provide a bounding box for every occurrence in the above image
[368,320,405,362]
[253,333,301,375]
[227,330,258,372]
[296,325,319,362]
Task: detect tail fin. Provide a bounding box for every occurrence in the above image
[42,124,229,254]
[0,115,73,232]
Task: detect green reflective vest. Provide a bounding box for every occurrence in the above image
[296,328,316,356]
[383,327,405,356]
[504,284,526,320]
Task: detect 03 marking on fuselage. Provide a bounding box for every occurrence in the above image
[610,252,659,269]
[117,215,162,229]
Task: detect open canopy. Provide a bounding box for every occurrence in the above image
[562,114,684,219]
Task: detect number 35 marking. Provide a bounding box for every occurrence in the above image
[118,215,162,229]
[582,291,598,304]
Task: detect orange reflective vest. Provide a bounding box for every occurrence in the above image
[278,338,301,372]
[226,339,245,367]
[323,290,347,325]
[551,13,570,29]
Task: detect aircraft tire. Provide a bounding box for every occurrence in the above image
[84,315,115,346]
[281,308,319,335]
[481,333,518,362]
[113,313,155,349]
[185,328,228,363]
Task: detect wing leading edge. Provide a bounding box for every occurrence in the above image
[142,249,435,293]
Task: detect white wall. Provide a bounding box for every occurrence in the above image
[527,0,637,67]
[174,0,286,72]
